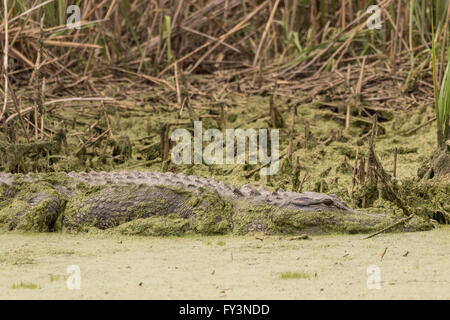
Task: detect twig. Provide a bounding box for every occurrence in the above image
[6,77,30,142]
[355,56,366,95]
[288,104,297,161]
[253,0,280,67]
[0,0,9,123]
[363,215,414,239]
[174,61,182,109]
[350,146,359,198]
[404,116,436,136]
[298,172,309,193]
[393,147,398,178]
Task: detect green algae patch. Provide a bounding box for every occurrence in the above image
[109,198,431,236]
[0,181,66,232]
[35,172,75,187]
[10,282,40,290]
[189,192,234,235]
[231,203,381,235]
[60,184,186,231]
[16,197,63,232]
[231,201,433,235]
[351,176,449,224]
[352,181,379,208]
[60,184,233,235]
[280,271,312,280]
[110,189,234,236]
[0,200,29,231]
[397,178,450,224]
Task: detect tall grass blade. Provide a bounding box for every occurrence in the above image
[163,15,173,63]
[438,56,450,142]
[431,4,450,148]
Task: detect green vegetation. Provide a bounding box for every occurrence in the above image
[280,271,311,280]
[48,273,69,282]
[0,1,449,236]
[10,281,40,289]
[431,15,450,149]
[0,180,66,232]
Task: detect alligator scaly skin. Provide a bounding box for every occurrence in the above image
[0,171,354,212]
[0,171,430,234]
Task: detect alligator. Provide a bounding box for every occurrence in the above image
[0,171,432,236]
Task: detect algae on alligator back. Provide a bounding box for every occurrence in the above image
[0,173,433,236]
[62,184,234,235]
[0,180,67,232]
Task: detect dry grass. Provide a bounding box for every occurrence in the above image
[0,0,448,172]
